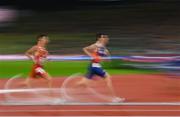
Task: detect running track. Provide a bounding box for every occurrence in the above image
[0,74,179,116]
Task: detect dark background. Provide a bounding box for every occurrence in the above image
[0,0,146,10]
[0,0,180,54]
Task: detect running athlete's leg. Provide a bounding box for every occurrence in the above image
[103,73,116,97]
[25,64,36,88]
[76,64,94,87]
[93,67,116,97]
[35,66,52,88]
[42,73,52,88]
[25,77,32,88]
[104,73,125,102]
[24,71,36,88]
[76,76,91,88]
[41,72,52,88]
[91,67,116,96]
[39,72,53,96]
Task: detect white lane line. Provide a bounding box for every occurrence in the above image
[1,102,180,106]
[0,109,179,112]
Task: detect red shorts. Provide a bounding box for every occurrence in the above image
[30,64,46,78]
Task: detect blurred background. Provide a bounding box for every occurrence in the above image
[1,0,180,78]
[0,0,179,105]
[1,0,180,55]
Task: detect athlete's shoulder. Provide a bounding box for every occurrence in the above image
[32,45,38,49]
[95,42,105,48]
[29,45,38,51]
[85,43,96,49]
[35,46,46,50]
[27,45,38,52]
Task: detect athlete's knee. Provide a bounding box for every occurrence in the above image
[77,77,89,87]
[104,73,112,84]
[78,82,88,88]
[43,73,52,81]
[106,72,111,77]
[46,76,52,82]
[25,77,32,83]
[104,72,111,79]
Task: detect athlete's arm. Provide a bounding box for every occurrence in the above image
[25,46,37,62]
[83,44,97,57]
[105,48,110,56]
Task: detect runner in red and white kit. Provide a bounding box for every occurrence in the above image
[25,34,52,88]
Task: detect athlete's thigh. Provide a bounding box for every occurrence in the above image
[94,67,106,78]
[85,65,95,79]
[41,72,52,81]
[35,67,50,79]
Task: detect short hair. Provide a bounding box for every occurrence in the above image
[96,33,108,40]
[37,34,48,40]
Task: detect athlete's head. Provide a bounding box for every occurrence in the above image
[96,33,109,45]
[37,34,49,46]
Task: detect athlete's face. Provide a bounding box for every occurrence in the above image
[99,35,109,45]
[39,36,49,46]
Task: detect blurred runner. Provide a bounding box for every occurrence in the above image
[77,33,124,102]
[25,34,52,88]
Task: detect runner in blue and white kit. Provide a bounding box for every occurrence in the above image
[77,33,125,102]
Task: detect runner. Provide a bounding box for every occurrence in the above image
[77,33,124,102]
[25,34,52,88]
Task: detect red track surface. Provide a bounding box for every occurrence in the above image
[0,74,180,116]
